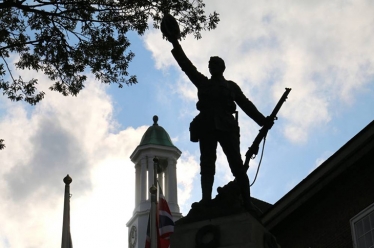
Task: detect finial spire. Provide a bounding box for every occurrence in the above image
[153,115,159,126]
[63,174,72,185]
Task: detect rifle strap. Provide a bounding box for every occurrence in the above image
[250,134,267,187]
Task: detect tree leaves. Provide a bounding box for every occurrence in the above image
[0,139,5,150]
[0,0,220,104]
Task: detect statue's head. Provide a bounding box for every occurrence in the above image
[209,56,225,76]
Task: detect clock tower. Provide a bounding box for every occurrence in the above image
[126,116,182,248]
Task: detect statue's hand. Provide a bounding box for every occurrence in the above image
[161,14,181,43]
[263,116,274,130]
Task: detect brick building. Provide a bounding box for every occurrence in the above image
[262,120,374,248]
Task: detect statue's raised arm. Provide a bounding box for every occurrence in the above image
[161,14,207,88]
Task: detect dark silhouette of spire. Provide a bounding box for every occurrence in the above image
[61,174,73,248]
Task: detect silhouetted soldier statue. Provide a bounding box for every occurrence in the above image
[161,14,273,211]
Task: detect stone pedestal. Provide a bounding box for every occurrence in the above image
[170,212,279,248]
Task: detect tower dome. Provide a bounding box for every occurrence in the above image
[138,115,175,147]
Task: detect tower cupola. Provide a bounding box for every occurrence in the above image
[127,116,182,248]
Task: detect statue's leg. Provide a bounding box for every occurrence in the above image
[199,130,217,204]
[218,130,252,209]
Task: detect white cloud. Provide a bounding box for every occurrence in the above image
[0,68,147,247]
[173,76,198,102]
[144,31,177,71]
[176,151,200,213]
[310,151,332,173]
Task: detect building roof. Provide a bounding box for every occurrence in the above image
[251,197,273,215]
[262,120,374,229]
[138,116,175,148]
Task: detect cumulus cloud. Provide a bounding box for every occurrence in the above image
[176,151,200,213]
[0,67,147,247]
[309,151,332,173]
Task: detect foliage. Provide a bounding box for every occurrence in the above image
[0,0,219,105]
[0,139,4,150]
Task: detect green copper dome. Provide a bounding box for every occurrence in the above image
[138,116,175,147]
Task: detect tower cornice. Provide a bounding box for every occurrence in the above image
[130,144,181,164]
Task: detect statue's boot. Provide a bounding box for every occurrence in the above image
[200,174,214,207]
[236,173,262,220]
[236,174,252,208]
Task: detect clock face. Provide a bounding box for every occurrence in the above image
[129,225,137,248]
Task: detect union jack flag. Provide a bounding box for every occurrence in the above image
[144,183,175,248]
[158,188,175,248]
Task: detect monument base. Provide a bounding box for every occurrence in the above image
[170,212,279,248]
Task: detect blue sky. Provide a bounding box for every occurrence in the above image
[1,0,374,247]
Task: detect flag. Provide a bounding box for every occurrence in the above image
[157,188,175,248]
[144,183,175,248]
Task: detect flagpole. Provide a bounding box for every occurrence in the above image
[150,157,159,248]
[61,175,73,248]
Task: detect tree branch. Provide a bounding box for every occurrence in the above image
[1,54,16,83]
[0,39,43,52]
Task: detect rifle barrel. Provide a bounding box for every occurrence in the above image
[244,88,292,171]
